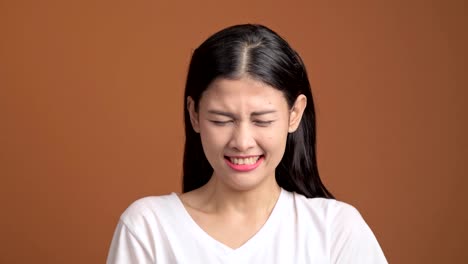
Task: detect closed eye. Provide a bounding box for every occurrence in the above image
[210,120,233,126]
[254,120,274,127]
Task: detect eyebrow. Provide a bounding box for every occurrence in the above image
[207,110,277,118]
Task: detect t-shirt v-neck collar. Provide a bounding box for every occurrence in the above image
[171,188,286,257]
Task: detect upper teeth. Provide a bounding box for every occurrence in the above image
[230,156,260,165]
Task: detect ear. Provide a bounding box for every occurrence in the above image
[187,96,200,133]
[288,94,307,133]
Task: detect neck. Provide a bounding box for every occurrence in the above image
[199,175,282,216]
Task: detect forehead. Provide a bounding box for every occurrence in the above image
[199,77,288,111]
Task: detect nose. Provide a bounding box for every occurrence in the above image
[229,123,256,152]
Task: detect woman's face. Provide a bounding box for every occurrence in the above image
[188,77,306,192]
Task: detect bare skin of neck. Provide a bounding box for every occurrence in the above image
[178,175,281,249]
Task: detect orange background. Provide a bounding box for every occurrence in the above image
[1,0,467,263]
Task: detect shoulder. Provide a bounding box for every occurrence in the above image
[290,192,387,263]
[291,192,362,224]
[119,193,179,233]
[107,194,178,263]
[292,192,372,236]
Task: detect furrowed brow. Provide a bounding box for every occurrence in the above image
[207,109,277,118]
[207,110,236,118]
[251,110,277,116]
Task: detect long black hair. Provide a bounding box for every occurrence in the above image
[182,24,334,199]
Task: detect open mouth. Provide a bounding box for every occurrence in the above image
[226,156,261,165]
[224,155,264,171]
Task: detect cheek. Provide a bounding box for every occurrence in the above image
[199,124,228,153]
[259,129,288,153]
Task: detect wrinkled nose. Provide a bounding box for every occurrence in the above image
[229,124,256,152]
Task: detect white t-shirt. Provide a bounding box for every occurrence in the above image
[107,188,387,263]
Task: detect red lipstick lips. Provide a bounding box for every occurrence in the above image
[224,155,264,172]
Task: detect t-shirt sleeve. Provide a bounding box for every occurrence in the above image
[329,202,388,264]
[107,220,154,264]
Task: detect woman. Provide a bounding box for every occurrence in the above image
[107,24,387,263]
